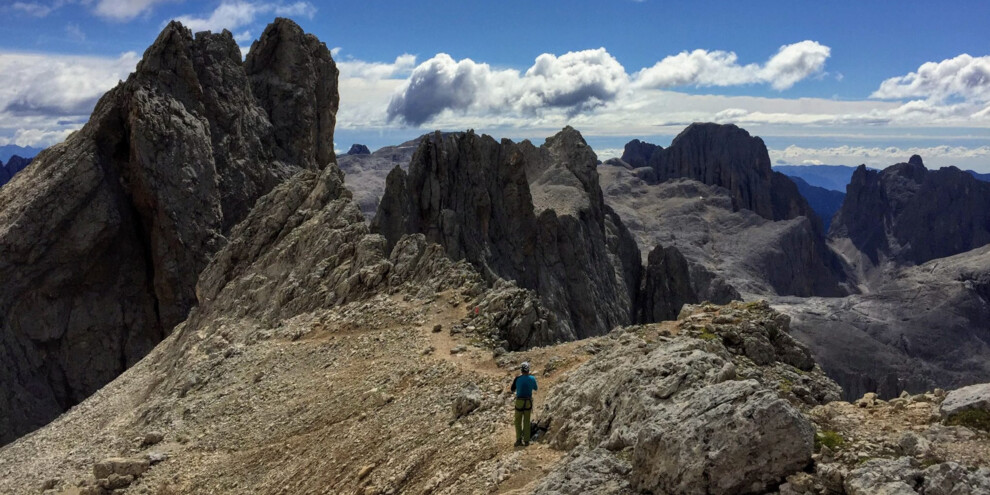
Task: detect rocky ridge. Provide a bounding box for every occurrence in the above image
[0,18,337,445]
[372,129,644,348]
[830,155,990,271]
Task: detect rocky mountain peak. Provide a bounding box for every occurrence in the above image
[0,18,338,445]
[620,138,661,168]
[831,156,990,267]
[373,127,643,347]
[346,144,371,155]
[246,17,339,170]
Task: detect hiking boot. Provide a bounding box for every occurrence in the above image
[514,439,522,447]
[523,441,530,447]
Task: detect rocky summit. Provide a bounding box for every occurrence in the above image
[830,155,990,270]
[0,18,337,445]
[372,128,645,348]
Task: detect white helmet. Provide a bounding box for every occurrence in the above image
[521,362,531,373]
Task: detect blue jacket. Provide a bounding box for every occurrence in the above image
[511,374,538,399]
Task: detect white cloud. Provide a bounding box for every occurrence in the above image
[172,1,317,33]
[274,1,315,17]
[872,54,990,104]
[386,48,628,125]
[634,41,830,91]
[0,51,139,117]
[338,54,416,80]
[94,0,176,21]
[0,50,138,148]
[0,128,77,148]
[770,144,990,169]
[11,2,54,17]
[66,23,86,42]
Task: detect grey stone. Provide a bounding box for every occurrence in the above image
[940,382,990,418]
[922,462,990,495]
[541,319,820,494]
[452,384,482,419]
[843,457,922,495]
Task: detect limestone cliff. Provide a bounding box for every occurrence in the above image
[0,18,337,445]
[373,128,643,347]
[830,155,990,268]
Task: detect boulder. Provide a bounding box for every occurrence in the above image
[844,457,921,495]
[844,457,990,495]
[940,382,990,418]
[531,448,631,495]
[452,384,482,419]
[540,307,828,494]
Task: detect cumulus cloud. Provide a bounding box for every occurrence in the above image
[386,48,628,126]
[0,51,139,117]
[338,54,417,80]
[518,49,628,111]
[872,54,990,103]
[172,1,317,33]
[11,2,54,17]
[94,0,177,21]
[0,128,77,148]
[634,41,830,90]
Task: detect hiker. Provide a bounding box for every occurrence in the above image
[510,361,538,446]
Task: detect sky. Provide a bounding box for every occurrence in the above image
[1,0,990,170]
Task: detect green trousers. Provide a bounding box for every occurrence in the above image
[514,398,533,443]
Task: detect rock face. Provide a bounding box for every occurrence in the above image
[0,18,337,445]
[599,168,846,298]
[605,125,848,298]
[648,123,823,228]
[373,128,642,347]
[619,138,661,169]
[0,155,32,187]
[539,302,837,494]
[636,245,698,322]
[777,244,990,399]
[830,156,990,267]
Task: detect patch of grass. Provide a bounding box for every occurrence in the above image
[698,329,719,341]
[814,430,846,451]
[945,409,990,432]
[778,378,793,395]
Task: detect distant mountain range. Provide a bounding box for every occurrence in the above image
[0,144,42,163]
[773,164,860,192]
[788,176,845,231]
[0,155,33,188]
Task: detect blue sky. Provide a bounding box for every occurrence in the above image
[2,0,989,169]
